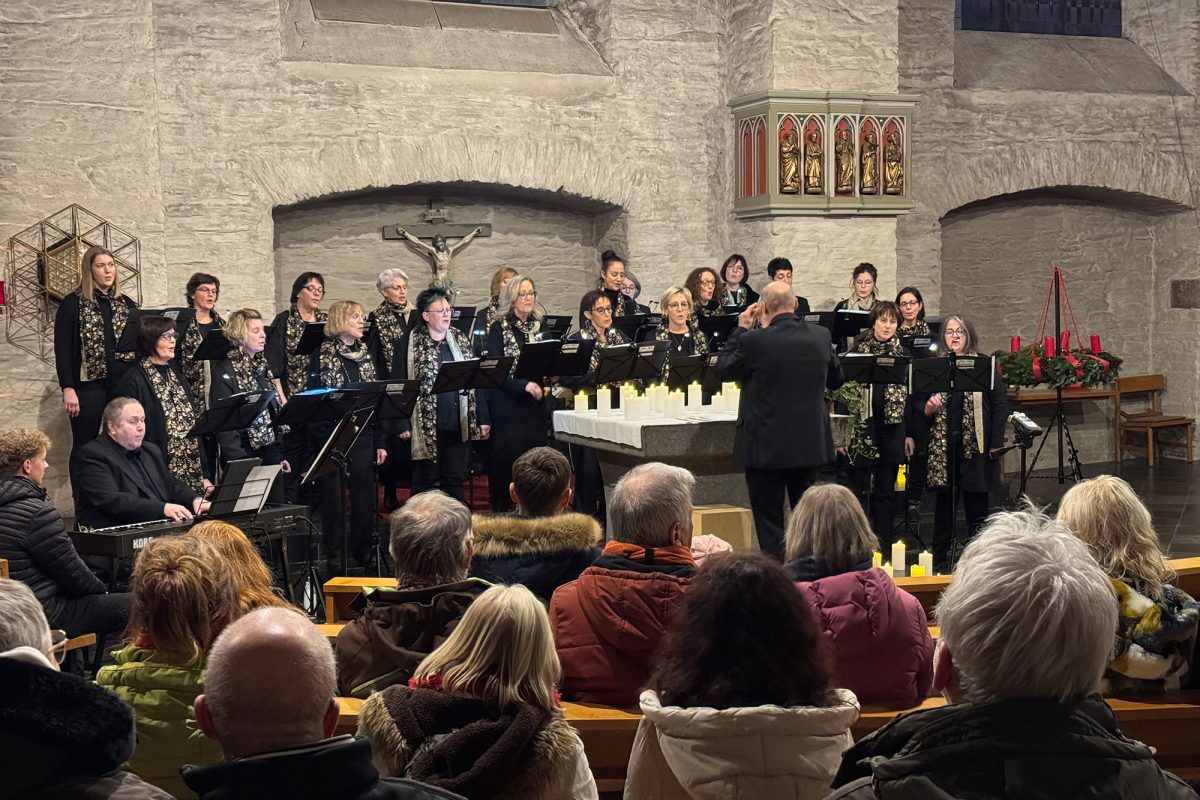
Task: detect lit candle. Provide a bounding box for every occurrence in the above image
[872,551,883,569]
[1090,334,1101,354]
[597,385,611,416]
[908,564,926,578]
[576,389,588,412]
[918,550,933,576]
[665,391,685,418]
[625,393,642,421]
[891,540,906,577]
[722,381,737,395]
[686,382,701,409]
[881,562,894,578]
[1010,336,1020,353]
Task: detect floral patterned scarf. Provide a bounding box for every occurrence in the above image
[372,300,408,375]
[180,310,223,401]
[655,321,709,381]
[142,360,204,493]
[899,318,930,337]
[318,337,376,389]
[227,348,277,451]
[284,304,328,396]
[407,328,478,462]
[79,289,134,381]
[927,389,983,488]
[578,319,630,375]
[854,335,908,425]
[499,314,541,360]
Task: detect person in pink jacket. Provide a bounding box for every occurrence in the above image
[783,483,933,707]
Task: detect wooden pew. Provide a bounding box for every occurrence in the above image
[323,577,396,623]
[0,557,8,579]
[317,622,345,645]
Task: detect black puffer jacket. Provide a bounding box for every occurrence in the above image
[827,694,1198,799]
[0,476,106,623]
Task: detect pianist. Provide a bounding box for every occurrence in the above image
[74,397,210,529]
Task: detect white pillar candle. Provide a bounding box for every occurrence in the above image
[872,551,883,568]
[891,540,906,577]
[881,562,894,578]
[722,381,737,395]
[665,391,685,418]
[624,393,641,421]
[918,550,933,576]
[597,385,611,416]
[575,389,588,412]
[686,382,701,409]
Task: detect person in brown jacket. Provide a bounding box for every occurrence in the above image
[335,491,489,698]
[549,462,696,709]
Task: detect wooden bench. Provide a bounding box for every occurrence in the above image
[323,577,396,623]
[317,622,345,645]
[0,557,8,579]
[1116,374,1195,465]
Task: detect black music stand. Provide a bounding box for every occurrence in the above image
[302,403,375,574]
[512,339,595,382]
[595,341,669,385]
[206,457,283,516]
[114,308,168,353]
[834,309,870,348]
[539,315,572,341]
[699,314,739,348]
[803,311,835,332]
[612,314,654,342]
[900,333,937,359]
[432,356,515,394]
[186,390,277,441]
[666,353,722,393]
[294,323,326,357]
[191,329,234,363]
[451,306,477,337]
[911,354,995,564]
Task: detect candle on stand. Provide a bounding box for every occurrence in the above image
[576,389,588,412]
[722,381,737,395]
[890,540,906,577]
[728,387,741,411]
[1043,336,1056,357]
[597,385,611,416]
[918,550,933,576]
[686,382,701,409]
[1060,331,1070,351]
[1010,336,1020,353]
[665,391,685,418]
[881,562,894,578]
[872,551,883,569]
[908,564,926,577]
[1090,334,1101,354]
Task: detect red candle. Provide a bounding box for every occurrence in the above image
[1059,331,1070,351]
[1010,336,1021,353]
[1090,334,1101,354]
[1044,336,1056,357]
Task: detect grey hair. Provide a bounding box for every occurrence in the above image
[935,510,1117,704]
[609,463,695,548]
[0,579,52,654]
[390,490,473,589]
[102,397,141,432]
[942,314,978,355]
[496,274,542,321]
[376,268,409,294]
[203,607,335,757]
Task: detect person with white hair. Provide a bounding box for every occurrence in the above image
[0,579,171,798]
[550,462,696,707]
[335,490,489,699]
[825,511,1199,799]
[184,607,462,799]
[369,267,412,379]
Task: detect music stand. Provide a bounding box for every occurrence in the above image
[666,353,722,393]
[512,339,595,382]
[539,315,572,341]
[451,306,477,337]
[431,356,515,394]
[303,405,377,574]
[115,308,168,353]
[186,390,277,439]
[294,323,326,357]
[207,457,283,516]
[274,387,361,432]
[191,329,234,363]
[834,309,870,343]
[633,314,665,343]
[699,314,739,348]
[612,314,653,342]
[595,341,669,385]
[803,311,835,332]
[899,333,937,359]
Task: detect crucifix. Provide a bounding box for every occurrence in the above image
[382,201,492,294]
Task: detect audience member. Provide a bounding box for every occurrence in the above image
[336,491,488,699]
[627,551,858,799]
[550,462,696,708]
[184,607,464,799]
[359,584,598,800]
[470,447,601,602]
[784,484,932,706]
[0,428,130,639]
[826,511,1198,799]
[1057,475,1199,692]
[0,579,171,799]
[186,520,294,615]
[97,536,235,798]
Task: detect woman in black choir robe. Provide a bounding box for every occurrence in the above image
[367,268,413,509]
[209,309,289,503]
[485,275,550,513]
[266,271,327,502]
[561,289,630,523]
[53,245,139,499]
[720,254,759,311]
[896,286,931,510]
[173,272,224,479]
[578,249,631,326]
[113,315,212,497]
[846,301,912,549]
[472,265,519,354]
[313,300,387,572]
[918,314,1008,573]
[684,266,727,319]
[655,286,709,382]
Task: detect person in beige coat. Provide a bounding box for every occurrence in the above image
[625,551,859,799]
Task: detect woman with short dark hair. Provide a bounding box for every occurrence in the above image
[835,262,879,313]
[113,315,211,496]
[720,254,758,310]
[173,272,224,396]
[627,551,857,798]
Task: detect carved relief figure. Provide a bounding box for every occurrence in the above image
[835,127,855,193]
[395,226,482,292]
[860,130,878,195]
[804,130,824,194]
[779,128,800,194]
[884,131,904,195]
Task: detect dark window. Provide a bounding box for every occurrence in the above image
[957,0,1121,37]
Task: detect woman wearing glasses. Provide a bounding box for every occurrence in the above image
[835,263,879,313]
[114,315,212,496]
[720,254,759,311]
[918,314,1008,571]
[579,249,631,326]
[484,275,550,513]
[655,286,709,382]
[684,266,727,319]
[895,286,930,337]
[174,273,224,479]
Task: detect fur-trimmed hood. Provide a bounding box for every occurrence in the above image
[471,512,602,558]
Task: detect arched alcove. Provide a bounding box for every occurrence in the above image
[273,183,624,316]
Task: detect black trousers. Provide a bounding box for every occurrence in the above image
[412,431,469,503]
[571,445,606,524]
[50,592,131,639]
[853,462,901,550]
[282,428,312,505]
[319,436,376,568]
[933,488,990,571]
[745,466,818,560]
[67,381,109,505]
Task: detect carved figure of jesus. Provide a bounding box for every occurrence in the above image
[395,226,482,290]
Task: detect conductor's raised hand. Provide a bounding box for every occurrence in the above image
[738,303,759,330]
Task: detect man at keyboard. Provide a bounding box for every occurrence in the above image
[75,398,210,529]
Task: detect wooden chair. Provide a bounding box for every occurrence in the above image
[1117,375,1194,466]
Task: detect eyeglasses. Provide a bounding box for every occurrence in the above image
[591,306,613,314]
[303,284,325,294]
[699,279,716,287]
[898,300,921,308]
[945,329,965,339]
[159,332,178,341]
[427,307,453,316]
[48,629,68,665]
[194,286,218,296]
[665,302,691,311]
[855,279,875,287]
[518,291,538,300]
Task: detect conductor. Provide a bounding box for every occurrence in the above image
[715,282,844,559]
